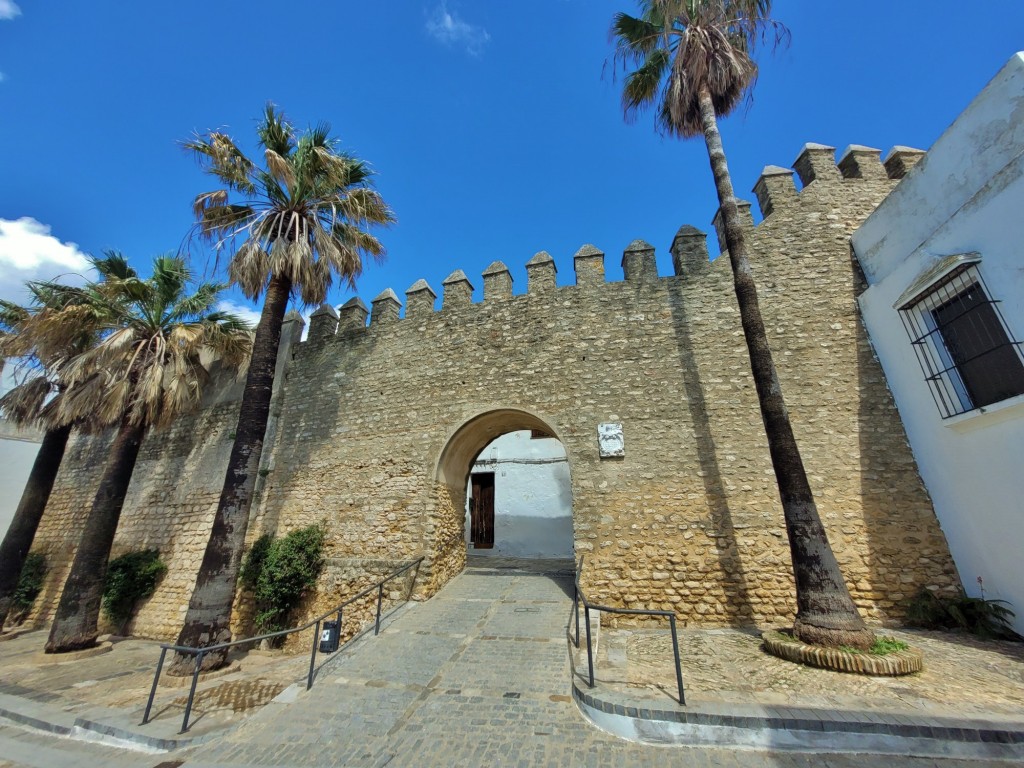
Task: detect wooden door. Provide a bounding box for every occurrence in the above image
[470,472,495,549]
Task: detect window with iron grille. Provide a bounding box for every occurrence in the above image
[897,260,1024,418]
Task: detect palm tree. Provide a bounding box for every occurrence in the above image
[0,286,97,630]
[172,104,395,672]
[41,254,251,652]
[611,0,874,648]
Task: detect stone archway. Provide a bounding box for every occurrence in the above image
[425,408,574,590]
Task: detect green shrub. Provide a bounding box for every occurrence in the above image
[239,534,272,592]
[906,588,1020,641]
[248,526,325,636]
[101,550,167,633]
[10,553,47,623]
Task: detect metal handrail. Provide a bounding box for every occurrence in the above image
[571,556,685,705]
[142,556,423,733]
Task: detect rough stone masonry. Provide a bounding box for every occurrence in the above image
[25,143,960,642]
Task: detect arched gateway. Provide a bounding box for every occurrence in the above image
[27,146,960,640]
[433,408,573,565]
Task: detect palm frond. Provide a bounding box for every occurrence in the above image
[184,132,258,196]
[192,190,229,219]
[197,203,257,241]
[0,300,30,332]
[256,103,295,156]
[7,253,252,433]
[93,251,136,281]
[611,12,662,63]
[0,376,53,425]
[622,47,671,118]
[264,149,296,191]
[611,0,783,136]
[184,105,394,307]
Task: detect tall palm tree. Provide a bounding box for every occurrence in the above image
[172,104,395,672]
[0,285,98,630]
[41,254,251,652]
[611,0,874,648]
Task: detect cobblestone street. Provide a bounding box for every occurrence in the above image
[1,558,1022,767]
[176,559,1020,768]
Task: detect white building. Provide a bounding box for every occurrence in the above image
[464,429,573,559]
[0,417,43,538]
[853,53,1024,634]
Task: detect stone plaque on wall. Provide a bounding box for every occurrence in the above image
[598,423,624,458]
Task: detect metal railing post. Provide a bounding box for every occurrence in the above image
[181,650,205,733]
[669,615,685,706]
[584,605,594,688]
[308,620,321,690]
[375,583,384,635]
[573,586,580,648]
[408,560,420,599]
[141,646,167,725]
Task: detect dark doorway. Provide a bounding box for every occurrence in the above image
[469,472,495,549]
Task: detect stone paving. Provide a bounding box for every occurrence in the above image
[178,558,1023,767]
[0,626,315,746]
[589,622,1024,719]
[1,556,1023,767]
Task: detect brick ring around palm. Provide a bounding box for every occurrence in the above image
[762,630,924,676]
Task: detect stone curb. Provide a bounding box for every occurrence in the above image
[571,680,1024,759]
[0,703,73,736]
[72,715,218,752]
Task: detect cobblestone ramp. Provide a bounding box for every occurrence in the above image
[177,560,1021,768]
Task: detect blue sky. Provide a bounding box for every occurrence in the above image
[1,0,1023,325]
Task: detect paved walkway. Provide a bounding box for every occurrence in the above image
[1,557,1023,767]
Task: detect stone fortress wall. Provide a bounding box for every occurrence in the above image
[25,142,961,641]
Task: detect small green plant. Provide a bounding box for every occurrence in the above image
[906,586,1021,641]
[258,468,271,478]
[101,550,167,634]
[10,553,47,624]
[837,636,909,656]
[245,526,325,637]
[869,636,909,655]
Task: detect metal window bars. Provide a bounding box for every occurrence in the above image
[570,556,685,706]
[898,265,1024,418]
[142,557,422,734]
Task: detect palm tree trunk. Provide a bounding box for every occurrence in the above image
[171,273,293,673]
[45,417,146,652]
[0,423,72,629]
[696,87,873,649]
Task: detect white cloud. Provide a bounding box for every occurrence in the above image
[0,1,21,21]
[0,218,94,304]
[215,299,262,329]
[426,2,490,56]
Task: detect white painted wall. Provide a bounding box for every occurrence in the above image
[853,53,1024,634]
[465,429,573,558]
[0,419,43,539]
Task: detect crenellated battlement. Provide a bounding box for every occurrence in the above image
[300,141,923,349]
[299,233,713,347]
[750,142,925,223]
